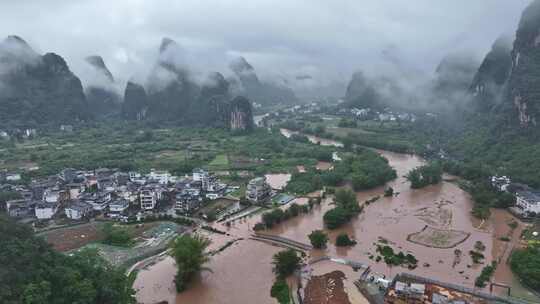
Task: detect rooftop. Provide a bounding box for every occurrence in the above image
[516,190,540,204]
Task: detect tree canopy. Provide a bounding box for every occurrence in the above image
[272,249,301,278]
[308,230,328,249]
[0,216,136,304]
[168,234,211,292]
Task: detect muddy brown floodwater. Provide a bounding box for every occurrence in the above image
[280,128,344,147]
[134,145,536,304]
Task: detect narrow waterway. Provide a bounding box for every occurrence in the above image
[133,131,537,304]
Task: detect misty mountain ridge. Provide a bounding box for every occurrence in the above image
[0,35,88,127]
[83,55,121,119]
[0,36,258,131]
[343,52,480,114]
[228,56,298,106]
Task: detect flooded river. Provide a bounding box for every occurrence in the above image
[134,134,536,303]
[280,128,344,147]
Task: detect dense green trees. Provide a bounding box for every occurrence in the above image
[335,233,357,247]
[511,246,540,291]
[0,216,136,304]
[475,262,497,288]
[406,163,443,189]
[323,189,362,229]
[270,279,290,304]
[376,245,418,269]
[272,249,301,278]
[269,249,299,304]
[168,234,211,292]
[308,230,328,249]
[101,223,133,247]
[286,147,396,194]
[323,207,352,229]
[256,202,312,230]
[286,169,323,195]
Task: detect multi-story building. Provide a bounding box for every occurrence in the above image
[175,193,201,214]
[65,201,92,220]
[79,191,112,211]
[247,177,271,204]
[109,198,130,213]
[193,168,208,182]
[6,199,36,218]
[516,190,540,215]
[140,185,164,211]
[35,201,59,220]
[491,175,511,192]
[148,169,172,185]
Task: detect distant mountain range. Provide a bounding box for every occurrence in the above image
[0,36,300,130]
[343,0,540,132]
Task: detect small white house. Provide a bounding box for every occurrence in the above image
[193,168,208,182]
[35,202,59,220]
[43,189,60,203]
[148,169,172,185]
[140,186,164,210]
[6,173,21,182]
[65,202,92,220]
[491,176,511,192]
[516,191,540,215]
[109,199,129,213]
[205,192,220,200]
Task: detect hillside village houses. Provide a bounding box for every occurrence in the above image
[491,175,540,217]
[1,165,249,224]
[515,190,540,215]
[342,107,417,122]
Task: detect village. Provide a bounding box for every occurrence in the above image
[1,166,277,227]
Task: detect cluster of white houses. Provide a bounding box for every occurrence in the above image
[342,107,417,122]
[2,166,275,222]
[491,175,540,216]
[2,168,171,221]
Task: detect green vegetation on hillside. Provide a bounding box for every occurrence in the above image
[511,246,540,292]
[0,216,136,304]
[101,223,134,247]
[0,124,333,181]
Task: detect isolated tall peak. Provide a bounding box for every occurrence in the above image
[0,37,87,126]
[85,55,114,82]
[470,36,512,111]
[159,37,177,54]
[4,35,32,49]
[504,0,540,127]
[229,56,255,74]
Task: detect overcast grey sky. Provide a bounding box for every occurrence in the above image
[0,0,532,88]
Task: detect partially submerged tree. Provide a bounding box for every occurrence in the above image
[272,249,301,278]
[168,234,211,292]
[308,230,328,249]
